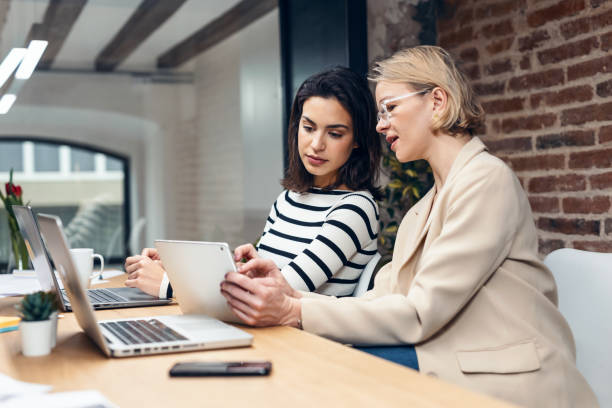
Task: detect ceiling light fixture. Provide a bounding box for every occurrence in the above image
[15,40,48,80]
[0,48,27,88]
[0,94,17,114]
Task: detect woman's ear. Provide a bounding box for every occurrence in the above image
[431,87,447,114]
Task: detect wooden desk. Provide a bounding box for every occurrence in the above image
[0,276,513,407]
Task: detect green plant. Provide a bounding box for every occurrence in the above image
[16,291,58,321]
[377,145,434,263]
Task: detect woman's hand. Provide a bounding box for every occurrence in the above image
[233,243,259,270]
[220,258,301,327]
[124,254,166,297]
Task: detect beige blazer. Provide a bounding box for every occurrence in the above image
[300,137,597,407]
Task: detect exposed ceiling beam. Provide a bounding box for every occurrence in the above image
[25,0,87,70]
[95,0,188,72]
[157,0,277,69]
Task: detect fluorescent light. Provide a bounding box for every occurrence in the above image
[0,94,17,114]
[0,48,27,88]
[15,40,48,80]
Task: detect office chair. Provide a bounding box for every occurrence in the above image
[544,248,612,407]
[353,252,381,297]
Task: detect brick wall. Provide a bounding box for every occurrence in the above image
[438,0,612,255]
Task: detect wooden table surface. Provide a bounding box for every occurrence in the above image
[0,274,514,407]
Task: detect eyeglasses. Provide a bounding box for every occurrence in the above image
[376,90,429,125]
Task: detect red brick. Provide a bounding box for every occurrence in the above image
[536,130,595,149]
[485,59,512,76]
[561,102,612,125]
[482,97,525,114]
[573,240,612,252]
[563,196,611,213]
[592,8,612,30]
[520,55,531,70]
[464,64,481,80]
[530,85,593,109]
[528,174,587,193]
[567,54,612,81]
[486,136,532,153]
[459,47,479,63]
[606,218,612,234]
[440,26,474,49]
[481,19,514,38]
[509,154,565,172]
[527,0,586,28]
[457,8,475,26]
[508,69,564,91]
[590,171,612,189]
[602,31,612,51]
[569,148,612,169]
[537,217,599,235]
[518,30,551,51]
[538,239,565,255]
[473,81,506,96]
[596,79,612,97]
[475,0,525,19]
[529,196,560,213]
[600,125,612,143]
[501,113,557,133]
[561,16,591,39]
[537,37,599,65]
[485,37,514,55]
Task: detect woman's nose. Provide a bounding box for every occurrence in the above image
[311,133,325,150]
[376,118,388,134]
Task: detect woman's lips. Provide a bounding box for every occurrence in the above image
[306,155,327,165]
[386,135,399,150]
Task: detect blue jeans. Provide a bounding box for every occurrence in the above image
[354,345,419,371]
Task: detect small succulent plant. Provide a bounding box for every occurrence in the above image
[16,291,59,321]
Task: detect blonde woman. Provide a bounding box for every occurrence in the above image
[220,46,597,407]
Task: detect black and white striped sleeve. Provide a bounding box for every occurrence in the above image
[280,194,379,292]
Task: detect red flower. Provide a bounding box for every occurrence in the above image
[5,182,13,195]
[14,185,22,197]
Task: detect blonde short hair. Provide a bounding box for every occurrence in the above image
[370,45,484,135]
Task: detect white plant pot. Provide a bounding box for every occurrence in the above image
[50,311,58,348]
[20,319,54,357]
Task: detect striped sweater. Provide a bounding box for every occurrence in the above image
[256,188,379,297]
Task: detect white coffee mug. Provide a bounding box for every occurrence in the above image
[70,248,104,289]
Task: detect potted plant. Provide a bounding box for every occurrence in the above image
[16,291,59,356]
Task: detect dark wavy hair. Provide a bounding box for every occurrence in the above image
[281,66,382,200]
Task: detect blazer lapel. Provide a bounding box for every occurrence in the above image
[390,137,488,284]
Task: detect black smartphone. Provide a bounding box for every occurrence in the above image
[169,361,272,377]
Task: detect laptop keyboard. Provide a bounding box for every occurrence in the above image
[100,319,188,345]
[62,288,126,305]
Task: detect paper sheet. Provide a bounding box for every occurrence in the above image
[2,390,117,408]
[0,372,51,401]
[0,275,41,297]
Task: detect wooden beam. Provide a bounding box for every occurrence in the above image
[25,0,87,70]
[95,0,188,72]
[157,0,277,69]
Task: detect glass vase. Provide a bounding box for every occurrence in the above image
[8,218,29,273]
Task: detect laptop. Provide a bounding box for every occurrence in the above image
[12,205,171,311]
[155,240,241,323]
[36,213,253,357]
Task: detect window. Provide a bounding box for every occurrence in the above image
[0,139,129,270]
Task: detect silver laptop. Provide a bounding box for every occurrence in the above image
[155,240,241,323]
[36,213,253,357]
[12,205,171,311]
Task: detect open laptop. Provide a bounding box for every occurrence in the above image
[12,205,171,311]
[155,240,241,323]
[36,213,253,357]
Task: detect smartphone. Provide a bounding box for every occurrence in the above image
[169,361,272,377]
